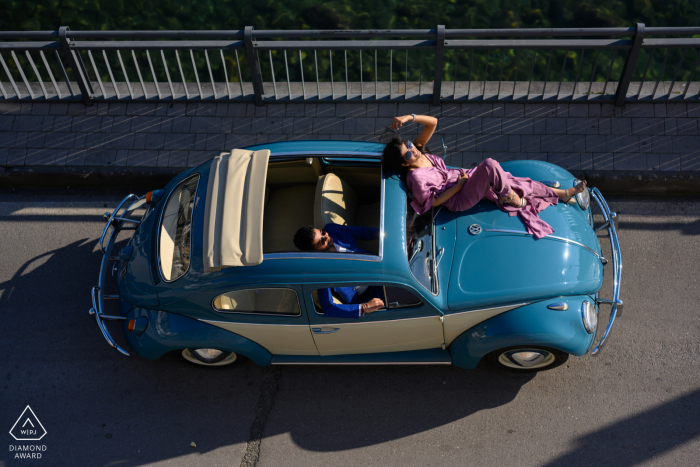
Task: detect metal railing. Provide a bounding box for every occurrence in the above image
[2,24,700,106]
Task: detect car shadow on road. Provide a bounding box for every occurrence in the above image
[541,388,700,467]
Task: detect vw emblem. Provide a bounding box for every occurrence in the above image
[468,224,482,235]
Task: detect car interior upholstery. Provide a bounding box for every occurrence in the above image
[262,158,381,253]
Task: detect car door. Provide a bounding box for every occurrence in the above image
[199,285,319,355]
[303,283,444,356]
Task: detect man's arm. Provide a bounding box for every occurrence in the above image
[317,288,362,319]
[345,225,380,241]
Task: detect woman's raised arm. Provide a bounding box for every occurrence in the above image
[392,114,438,147]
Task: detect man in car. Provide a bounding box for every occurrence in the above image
[293,224,384,319]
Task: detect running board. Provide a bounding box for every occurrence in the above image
[271,348,452,365]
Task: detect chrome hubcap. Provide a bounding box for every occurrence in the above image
[498,349,556,369]
[182,348,238,366]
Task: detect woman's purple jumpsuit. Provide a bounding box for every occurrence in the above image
[407,154,560,239]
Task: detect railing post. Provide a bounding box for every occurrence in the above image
[58,26,93,106]
[433,25,445,105]
[244,26,265,106]
[615,23,645,107]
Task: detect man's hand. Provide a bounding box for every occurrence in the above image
[364,298,385,313]
[392,115,413,130]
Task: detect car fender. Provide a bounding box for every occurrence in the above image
[122,308,272,366]
[448,297,595,369]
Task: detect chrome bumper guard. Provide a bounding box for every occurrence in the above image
[590,188,623,356]
[89,194,145,356]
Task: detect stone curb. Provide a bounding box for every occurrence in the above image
[1,165,700,195]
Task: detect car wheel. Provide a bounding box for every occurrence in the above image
[487,346,569,372]
[180,348,241,368]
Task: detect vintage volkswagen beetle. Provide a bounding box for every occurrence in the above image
[91,141,622,371]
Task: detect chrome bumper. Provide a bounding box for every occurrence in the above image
[89,193,145,356]
[590,188,623,355]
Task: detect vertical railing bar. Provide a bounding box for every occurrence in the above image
[512,49,521,97]
[25,51,48,99]
[101,50,120,99]
[204,50,217,99]
[189,50,202,99]
[146,50,162,99]
[602,50,617,97]
[483,50,490,98]
[405,49,409,99]
[345,50,348,98]
[557,50,569,99]
[586,49,601,101]
[651,49,671,97]
[234,49,245,99]
[243,26,264,105]
[116,50,134,100]
[453,50,459,98]
[375,50,377,98]
[616,23,646,105]
[175,50,189,99]
[390,50,393,99]
[0,79,6,99]
[131,50,148,99]
[360,50,363,99]
[314,50,320,99]
[330,50,334,100]
[636,49,654,98]
[542,49,553,98]
[572,49,585,96]
[433,25,445,104]
[418,50,423,98]
[86,50,106,99]
[496,50,505,97]
[467,50,474,97]
[11,51,35,99]
[269,51,277,100]
[0,53,21,99]
[666,48,687,99]
[527,51,537,96]
[299,50,306,100]
[220,50,231,100]
[283,50,291,99]
[53,50,74,97]
[682,49,700,98]
[161,50,176,100]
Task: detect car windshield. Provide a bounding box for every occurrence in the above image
[159,175,199,281]
[406,203,438,294]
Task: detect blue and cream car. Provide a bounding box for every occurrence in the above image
[91,141,622,371]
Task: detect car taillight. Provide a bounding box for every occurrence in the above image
[146,189,164,206]
[127,317,148,336]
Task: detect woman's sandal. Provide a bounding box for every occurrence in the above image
[561,180,587,204]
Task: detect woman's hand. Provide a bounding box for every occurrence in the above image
[392,115,413,130]
[457,172,469,186]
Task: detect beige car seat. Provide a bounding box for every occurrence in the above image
[313,173,380,253]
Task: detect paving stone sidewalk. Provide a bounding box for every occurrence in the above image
[1,101,700,172]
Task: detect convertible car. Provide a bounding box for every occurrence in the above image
[91,141,622,371]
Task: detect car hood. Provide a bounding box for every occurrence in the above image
[446,201,603,311]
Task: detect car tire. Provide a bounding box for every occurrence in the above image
[486,346,569,372]
[179,348,242,368]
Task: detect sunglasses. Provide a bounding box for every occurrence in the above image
[315,229,329,249]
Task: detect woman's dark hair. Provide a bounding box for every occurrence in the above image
[380,128,432,180]
[293,225,316,251]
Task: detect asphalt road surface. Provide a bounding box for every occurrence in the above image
[1,187,699,467]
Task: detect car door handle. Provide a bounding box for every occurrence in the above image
[312,327,340,334]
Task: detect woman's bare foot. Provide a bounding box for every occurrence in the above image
[559,180,587,203]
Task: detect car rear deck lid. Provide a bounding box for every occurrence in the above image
[203,148,270,272]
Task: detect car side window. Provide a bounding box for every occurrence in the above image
[213,288,301,316]
[311,285,423,315]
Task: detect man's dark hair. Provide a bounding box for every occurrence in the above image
[293,225,316,251]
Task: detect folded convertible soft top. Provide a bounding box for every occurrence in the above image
[202,148,270,272]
